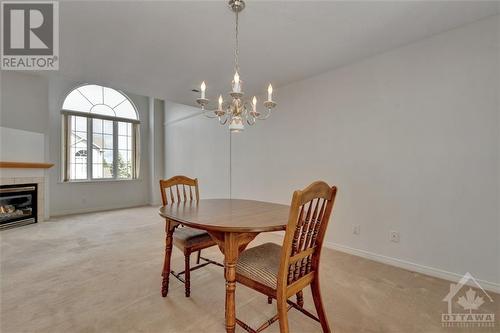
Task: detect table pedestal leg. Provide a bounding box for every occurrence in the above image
[207,231,258,333]
[224,233,238,333]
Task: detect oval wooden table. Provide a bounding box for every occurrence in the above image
[159,199,290,333]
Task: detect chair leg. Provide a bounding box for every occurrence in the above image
[196,250,201,264]
[296,290,304,307]
[267,296,273,304]
[311,278,330,333]
[276,294,289,333]
[161,222,175,297]
[184,251,191,297]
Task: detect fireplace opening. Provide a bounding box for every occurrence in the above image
[0,184,37,230]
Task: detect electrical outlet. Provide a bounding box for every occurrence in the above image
[390,231,400,243]
[353,225,361,235]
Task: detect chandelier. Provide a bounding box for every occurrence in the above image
[196,0,276,133]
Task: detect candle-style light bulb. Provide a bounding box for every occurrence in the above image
[218,95,223,110]
[233,72,241,93]
[200,81,206,99]
[252,96,257,112]
[267,84,273,101]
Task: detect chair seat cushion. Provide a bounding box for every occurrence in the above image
[236,242,282,289]
[173,227,214,248]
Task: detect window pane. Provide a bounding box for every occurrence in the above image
[122,163,132,179]
[91,104,115,117]
[63,90,93,112]
[92,161,114,179]
[103,149,114,165]
[92,119,113,179]
[77,85,103,105]
[75,116,87,131]
[92,134,103,148]
[114,99,137,120]
[117,121,133,179]
[117,150,131,179]
[118,122,131,136]
[69,115,88,180]
[73,137,86,150]
[103,135,113,149]
[70,164,87,180]
[92,163,103,179]
[118,150,129,162]
[118,136,128,150]
[104,87,126,109]
[103,163,113,178]
[93,119,102,133]
[103,120,113,134]
[92,148,101,163]
[62,84,138,120]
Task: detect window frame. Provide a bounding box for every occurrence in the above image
[61,88,141,183]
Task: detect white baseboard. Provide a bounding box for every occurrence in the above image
[324,241,500,294]
[48,202,149,217]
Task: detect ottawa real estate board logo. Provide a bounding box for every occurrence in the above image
[442,272,495,328]
[1,1,59,70]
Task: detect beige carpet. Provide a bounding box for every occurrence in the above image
[0,206,498,333]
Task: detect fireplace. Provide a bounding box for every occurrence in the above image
[0,184,37,229]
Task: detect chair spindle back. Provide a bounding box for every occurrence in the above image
[279,181,337,287]
[159,175,199,206]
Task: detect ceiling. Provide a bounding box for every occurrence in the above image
[44,0,499,106]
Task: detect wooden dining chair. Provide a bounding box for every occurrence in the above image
[159,175,222,297]
[235,181,337,333]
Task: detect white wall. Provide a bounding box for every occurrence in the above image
[0,72,49,134]
[231,16,499,287]
[163,17,499,288]
[0,127,47,182]
[0,127,45,163]
[0,72,51,218]
[164,101,230,199]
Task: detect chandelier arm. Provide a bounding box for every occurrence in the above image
[219,108,229,124]
[204,111,219,119]
[200,100,229,119]
[201,106,221,118]
[256,108,271,120]
[242,101,249,117]
[219,115,229,125]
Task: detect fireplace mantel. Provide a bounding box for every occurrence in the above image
[0,162,54,169]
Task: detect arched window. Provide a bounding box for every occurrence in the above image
[61,84,140,181]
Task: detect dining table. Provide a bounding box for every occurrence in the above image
[158,198,290,333]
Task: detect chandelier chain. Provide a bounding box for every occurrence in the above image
[234,10,240,74]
